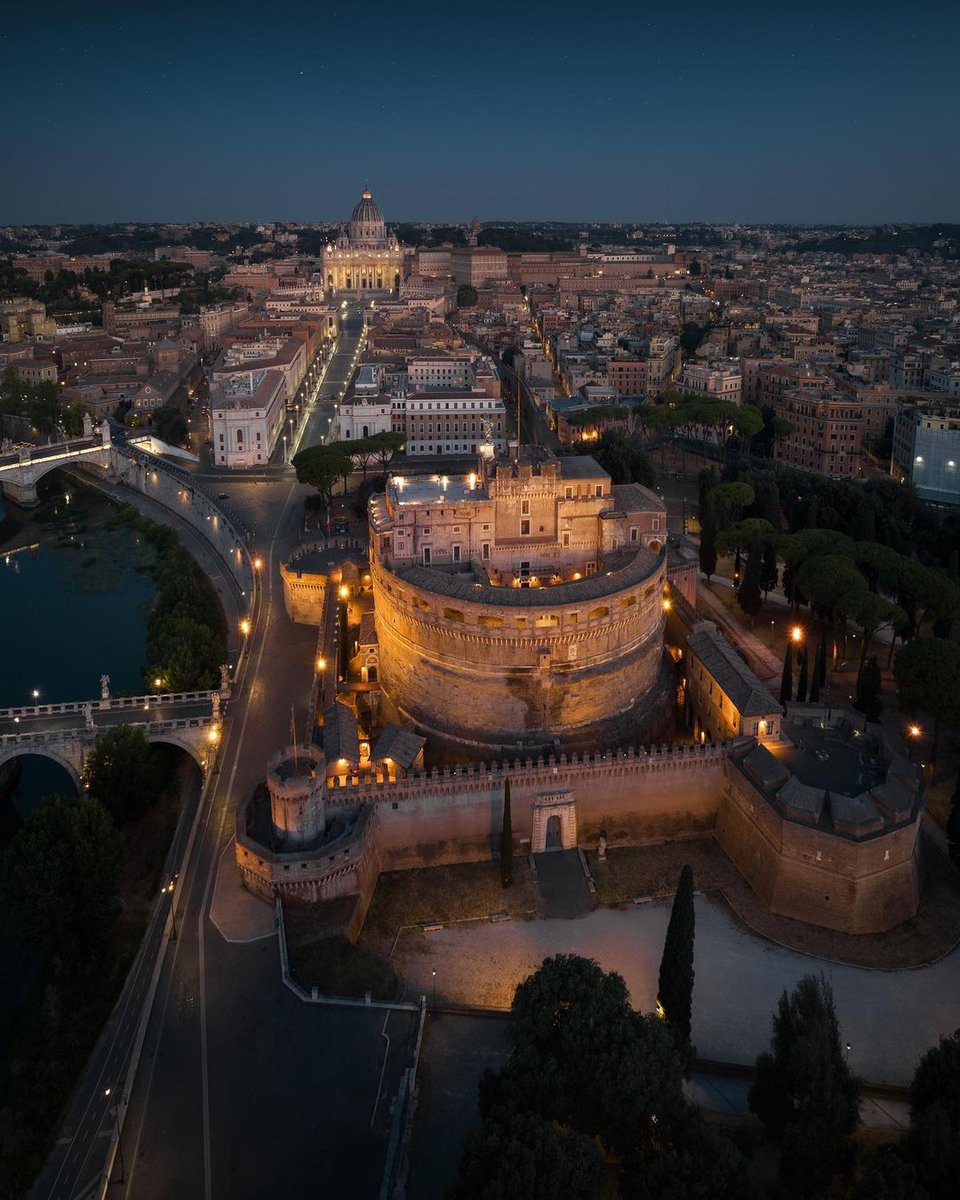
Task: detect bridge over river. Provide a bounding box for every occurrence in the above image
[0,680,228,789]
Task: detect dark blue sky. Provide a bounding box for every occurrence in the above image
[2,0,957,224]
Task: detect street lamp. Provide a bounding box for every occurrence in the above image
[240,618,252,637]
[162,879,178,940]
[104,1088,126,1183]
[790,626,803,644]
[31,688,40,701]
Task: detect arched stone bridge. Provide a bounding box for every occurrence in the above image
[0,688,226,790]
[0,420,115,506]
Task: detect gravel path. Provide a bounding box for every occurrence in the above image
[395,896,960,1087]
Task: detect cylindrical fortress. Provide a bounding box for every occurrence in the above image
[267,744,326,847]
[371,545,667,754]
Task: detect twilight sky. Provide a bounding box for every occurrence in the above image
[1,0,958,225]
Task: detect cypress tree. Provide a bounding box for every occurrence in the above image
[761,540,778,597]
[854,656,883,722]
[500,777,513,887]
[796,642,809,702]
[780,639,794,705]
[657,864,695,1045]
[809,641,823,703]
[698,494,718,581]
[737,537,763,624]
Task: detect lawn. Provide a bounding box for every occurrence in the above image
[361,858,539,951]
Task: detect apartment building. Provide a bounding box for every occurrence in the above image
[773,389,863,478]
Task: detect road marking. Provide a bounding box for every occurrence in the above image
[198,478,300,1200]
[371,1013,392,1128]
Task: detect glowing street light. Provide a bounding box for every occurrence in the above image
[908,724,922,739]
[207,725,220,744]
[253,556,264,571]
[316,657,327,671]
[240,618,252,637]
[31,688,40,701]
[790,626,803,643]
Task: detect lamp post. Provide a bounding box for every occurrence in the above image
[104,1088,126,1183]
[163,879,178,940]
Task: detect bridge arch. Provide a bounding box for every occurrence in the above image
[1,453,114,507]
[145,730,210,771]
[0,745,82,792]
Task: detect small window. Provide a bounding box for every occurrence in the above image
[520,519,530,535]
[452,543,461,563]
[481,542,490,560]
[521,499,530,516]
[565,486,573,499]
[422,547,432,565]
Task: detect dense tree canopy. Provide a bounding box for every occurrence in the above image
[85,724,164,822]
[292,443,354,503]
[454,955,751,1199]
[750,974,860,1194]
[1,796,123,959]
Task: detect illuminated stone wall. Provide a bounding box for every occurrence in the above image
[371,545,669,754]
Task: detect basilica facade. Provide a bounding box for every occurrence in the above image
[322,186,404,294]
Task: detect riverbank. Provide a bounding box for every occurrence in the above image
[0,753,202,1199]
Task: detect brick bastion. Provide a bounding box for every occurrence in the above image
[370,542,671,755]
[236,709,923,936]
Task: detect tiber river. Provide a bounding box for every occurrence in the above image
[0,481,157,834]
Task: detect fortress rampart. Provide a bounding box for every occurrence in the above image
[238,735,922,935]
[325,742,727,867]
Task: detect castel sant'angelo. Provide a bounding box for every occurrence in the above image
[367,445,673,756]
[236,441,924,939]
[234,186,923,939]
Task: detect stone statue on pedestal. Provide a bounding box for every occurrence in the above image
[84,701,95,731]
[598,829,607,861]
[100,674,110,701]
[211,692,221,719]
[219,664,231,696]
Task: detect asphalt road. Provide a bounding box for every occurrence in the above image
[95,471,415,1200]
[297,306,366,454]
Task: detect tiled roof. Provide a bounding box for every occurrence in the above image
[372,724,425,769]
[687,622,779,718]
[358,611,378,646]
[322,701,359,765]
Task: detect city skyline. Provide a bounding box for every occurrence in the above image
[2,0,958,226]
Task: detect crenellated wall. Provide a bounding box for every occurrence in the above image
[325,743,728,867]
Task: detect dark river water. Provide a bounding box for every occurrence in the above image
[0,483,156,826]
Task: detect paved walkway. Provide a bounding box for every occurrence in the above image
[534,851,594,918]
[394,897,960,1088]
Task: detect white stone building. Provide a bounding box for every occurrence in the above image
[210,368,286,468]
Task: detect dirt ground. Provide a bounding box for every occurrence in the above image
[587,833,960,970]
